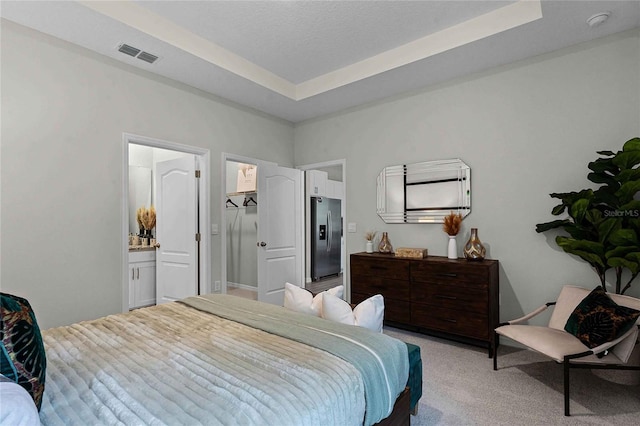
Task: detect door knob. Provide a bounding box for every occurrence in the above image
[257,241,267,247]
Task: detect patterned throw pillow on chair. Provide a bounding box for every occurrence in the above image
[564,286,640,349]
[0,293,46,410]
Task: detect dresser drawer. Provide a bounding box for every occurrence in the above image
[411,304,489,340]
[351,257,410,281]
[351,275,410,301]
[411,262,489,288]
[411,283,487,314]
[352,292,411,324]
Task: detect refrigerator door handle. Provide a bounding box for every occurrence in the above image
[327,211,332,252]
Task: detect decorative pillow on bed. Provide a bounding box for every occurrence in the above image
[322,293,385,332]
[0,293,46,411]
[564,286,640,349]
[283,282,344,317]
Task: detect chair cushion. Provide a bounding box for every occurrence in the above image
[495,324,589,362]
[564,286,640,349]
[0,293,46,411]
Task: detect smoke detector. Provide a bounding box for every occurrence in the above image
[586,12,610,28]
[117,43,159,64]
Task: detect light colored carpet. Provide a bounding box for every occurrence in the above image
[383,327,640,426]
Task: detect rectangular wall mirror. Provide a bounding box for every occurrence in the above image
[377,158,470,223]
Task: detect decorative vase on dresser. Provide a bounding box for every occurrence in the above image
[463,228,486,260]
[350,252,500,356]
[366,240,374,253]
[378,232,393,253]
[447,236,457,259]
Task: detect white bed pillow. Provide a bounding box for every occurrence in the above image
[283,282,344,317]
[322,293,385,332]
[0,375,40,426]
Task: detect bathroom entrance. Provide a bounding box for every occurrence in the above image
[122,133,210,313]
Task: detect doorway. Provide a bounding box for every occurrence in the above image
[298,160,347,295]
[121,133,210,313]
[221,153,304,305]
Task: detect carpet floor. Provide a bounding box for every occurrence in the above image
[383,326,640,426]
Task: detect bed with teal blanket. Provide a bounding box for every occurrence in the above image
[39,294,420,425]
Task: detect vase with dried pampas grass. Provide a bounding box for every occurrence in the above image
[443,212,462,259]
[136,206,157,238]
[364,231,376,253]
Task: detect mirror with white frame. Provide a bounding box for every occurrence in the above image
[377,158,470,223]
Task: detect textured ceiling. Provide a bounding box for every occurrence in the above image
[2,1,639,123]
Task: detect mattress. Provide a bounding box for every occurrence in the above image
[40,294,409,425]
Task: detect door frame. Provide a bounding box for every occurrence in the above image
[220,153,271,295]
[221,153,306,296]
[297,159,347,295]
[122,133,211,313]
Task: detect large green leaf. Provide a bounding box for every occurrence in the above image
[619,200,640,213]
[613,151,640,170]
[624,252,640,265]
[622,137,640,152]
[608,228,639,245]
[551,203,567,215]
[588,172,618,186]
[617,168,640,183]
[608,257,640,274]
[570,198,590,222]
[556,237,606,266]
[593,188,621,207]
[588,157,617,174]
[615,181,640,203]
[598,217,621,243]
[606,246,636,259]
[535,219,571,233]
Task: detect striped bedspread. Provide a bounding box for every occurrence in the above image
[40,295,408,426]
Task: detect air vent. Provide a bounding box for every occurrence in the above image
[117,43,140,57]
[137,51,158,64]
[116,43,159,64]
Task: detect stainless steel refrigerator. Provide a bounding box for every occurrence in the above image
[311,197,342,281]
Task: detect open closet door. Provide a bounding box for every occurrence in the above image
[257,164,303,305]
[155,156,198,304]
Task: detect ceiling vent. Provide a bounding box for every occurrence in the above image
[117,43,159,64]
[137,51,159,64]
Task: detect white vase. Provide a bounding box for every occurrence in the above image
[366,240,373,253]
[447,236,457,259]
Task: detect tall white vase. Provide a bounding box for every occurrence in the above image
[447,236,457,259]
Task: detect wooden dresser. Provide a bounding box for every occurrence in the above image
[350,252,499,356]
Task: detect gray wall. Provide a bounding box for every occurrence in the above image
[294,29,640,323]
[3,19,639,331]
[1,21,294,329]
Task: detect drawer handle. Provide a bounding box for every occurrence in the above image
[370,266,388,270]
[443,318,457,323]
[437,273,457,278]
[435,294,457,300]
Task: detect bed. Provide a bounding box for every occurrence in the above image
[33,294,412,425]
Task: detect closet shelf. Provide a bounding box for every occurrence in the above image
[226,191,256,196]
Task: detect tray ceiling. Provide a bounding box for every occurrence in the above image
[2,1,639,123]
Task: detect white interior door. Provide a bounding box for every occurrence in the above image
[155,156,198,304]
[257,164,303,305]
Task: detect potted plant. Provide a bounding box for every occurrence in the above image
[536,137,640,383]
[536,137,640,295]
